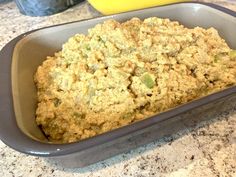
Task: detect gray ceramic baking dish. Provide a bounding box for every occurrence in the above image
[0,2,236,168]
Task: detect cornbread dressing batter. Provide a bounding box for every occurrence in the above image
[34,17,236,143]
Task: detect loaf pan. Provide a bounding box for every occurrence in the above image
[0,2,236,168]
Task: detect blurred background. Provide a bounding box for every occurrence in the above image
[0,0,235,17]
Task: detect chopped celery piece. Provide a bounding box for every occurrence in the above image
[214,54,222,63]
[141,73,155,88]
[229,50,236,59]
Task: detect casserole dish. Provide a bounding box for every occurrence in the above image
[0,2,236,168]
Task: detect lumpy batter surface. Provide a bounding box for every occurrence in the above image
[35,17,236,143]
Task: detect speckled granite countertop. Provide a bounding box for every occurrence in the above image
[0,1,236,177]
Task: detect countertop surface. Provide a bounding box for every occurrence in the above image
[0,0,236,176]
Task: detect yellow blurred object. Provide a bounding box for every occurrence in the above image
[88,0,189,15]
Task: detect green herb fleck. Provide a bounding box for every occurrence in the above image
[122,112,133,119]
[53,98,61,107]
[91,125,100,133]
[85,45,91,51]
[98,36,105,44]
[73,112,85,119]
